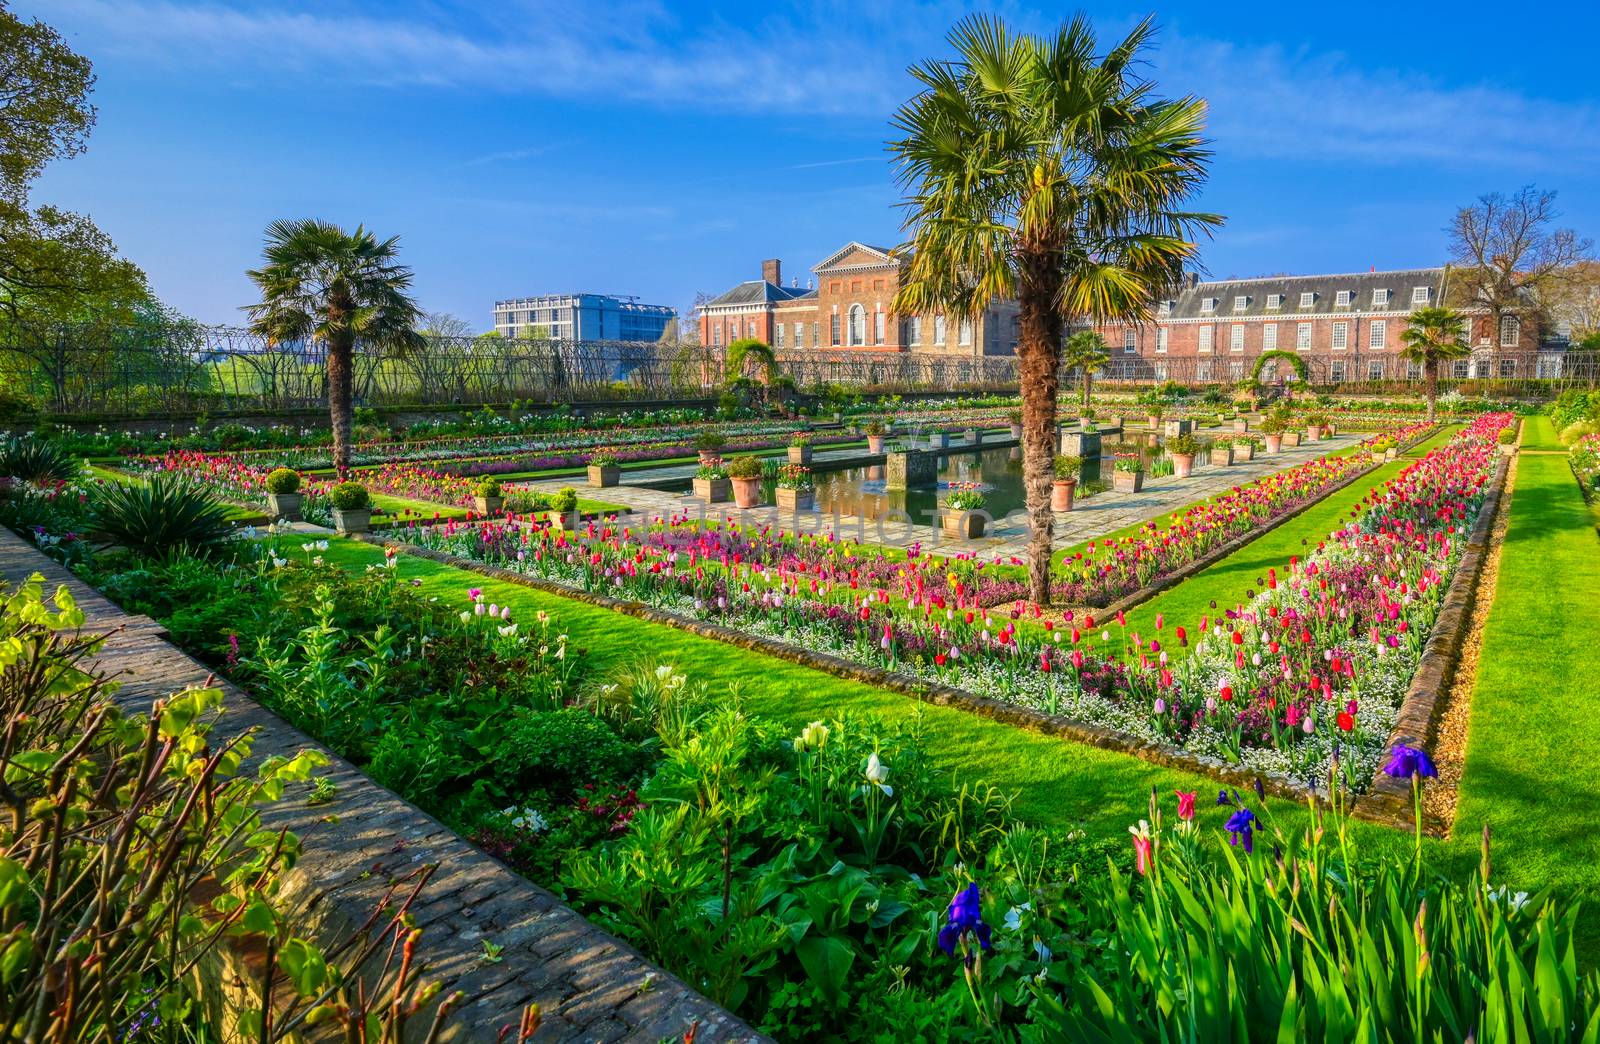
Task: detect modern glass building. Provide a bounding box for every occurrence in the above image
[492,293,676,342]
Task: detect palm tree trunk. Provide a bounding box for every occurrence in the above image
[1081,370,1092,410]
[327,333,354,479]
[1017,251,1064,606]
[1424,358,1437,424]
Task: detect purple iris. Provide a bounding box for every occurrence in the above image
[936,882,992,959]
[1215,788,1233,806]
[1383,743,1438,780]
[1224,808,1257,853]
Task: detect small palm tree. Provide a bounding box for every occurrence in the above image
[1399,306,1470,423]
[244,220,421,478]
[1063,331,1111,410]
[892,14,1218,604]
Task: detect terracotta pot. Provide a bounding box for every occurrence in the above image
[942,511,986,539]
[1112,470,1144,493]
[731,476,761,508]
[775,487,814,512]
[265,492,302,522]
[1051,479,1076,512]
[1264,434,1283,454]
[1171,453,1195,478]
[1305,425,1324,441]
[698,449,719,465]
[788,445,812,464]
[1009,423,1023,439]
[1147,414,1163,428]
[866,435,885,454]
[587,464,620,487]
[692,477,731,503]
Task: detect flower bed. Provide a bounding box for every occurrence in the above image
[1570,433,1600,499]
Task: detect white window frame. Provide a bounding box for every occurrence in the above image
[1330,360,1347,383]
[1296,322,1312,350]
[934,315,946,344]
[1499,315,1521,347]
[1335,290,1353,308]
[1331,321,1348,350]
[1123,328,1137,353]
[1452,359,1470,379]
[1157,299,1172,316]
[1233,295,1249,312]
[1498,358,1517,378]
[794,322,804,347]
[873,309,885,345]
[1262,323,1278,351]
[1412,286,1431,304]
[959,318,973,345]
[1367,360,1384,381]
[1201,297,1217,314]
[1156,327,1168,353]
[1369,319,1387,349]
[1299,292,1316,309]
[907,315,921,345]
[1230,324,1245,352]
[1266,293,1283,310]
[1198,325,1214,354]
[847,304,865,346]
[775,322,785,349]
[1373,288,1391,307]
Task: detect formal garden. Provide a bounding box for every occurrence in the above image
[6,5,1600,1042]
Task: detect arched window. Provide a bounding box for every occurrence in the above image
[848,304,866,346]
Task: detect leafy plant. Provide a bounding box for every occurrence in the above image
[90,474,235,558]
[550,486,578,514]
[727,454,763,479]
[695,431,727,452]
[1166,432,1202,456]
[475,476,503,498]
[696,461,729,480]
[775,465,813,491]
[946,489,986,511]
[587,450,619,468]
[265,467,301,494]
[1052,455,1082,480]
[330,481,370,510]
[0,436,79,484]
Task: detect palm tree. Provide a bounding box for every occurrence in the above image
[1399,306,1470,423]
[244,220,421,478]
[892,14,1218,604]
[1063,330,1110,410]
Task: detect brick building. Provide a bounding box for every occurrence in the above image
[1092,267,1554,383]
[699,242,1019,357]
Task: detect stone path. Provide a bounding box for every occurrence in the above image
[0,526,765,1043]
[511,431,1364,561]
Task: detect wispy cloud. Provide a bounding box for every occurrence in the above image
[784,156,885,171]
[461,143,567,168]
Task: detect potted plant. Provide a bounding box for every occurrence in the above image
[1111,455,1145,493]
[1146,404,1165,429]
[1166,433,1202,478]
[774,464,815,512]
[692,459,731,503]
[1499,427,1518,456]
[330,481,371,534]
[1235,435,1259,462]
[549,486,579,529]
[942,489,988,539]
[728,454,764,508]
[1232,415,1251,433]
[962,426,982,444]
[473,476,504,515]
[1007,410,1024,440]
[586,450,621,487]
[1052,455,1081,511]
[928,429,950,450]
[264,467,303,521]
[1368,439,1388,465]
[1209,437,1234,467]
[1305,412,1329,440]
[1259,416,1286,454]
[695,431,726,464]
[865,420,888,454]
[788,432,813,464]
[1079,406,1098,429]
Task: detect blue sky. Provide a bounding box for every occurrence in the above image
[23,0,1600,327]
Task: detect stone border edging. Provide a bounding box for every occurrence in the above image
[1353,452,1512,830]
[0,527,766,1044]
[1091,429,1435,619]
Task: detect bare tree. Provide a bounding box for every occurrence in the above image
[681,290,713,345]
[1544,260,1600,341]
[418,310,475,340]
[1446,186,1593,339]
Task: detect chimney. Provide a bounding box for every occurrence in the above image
[762,258,781,285]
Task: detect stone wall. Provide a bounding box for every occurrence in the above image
[0,527,764,1043]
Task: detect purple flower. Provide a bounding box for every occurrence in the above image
[1224,808,1257,853]
[1215,788,1233,806]
[936,882,992,959]
[1383,743,1438,780]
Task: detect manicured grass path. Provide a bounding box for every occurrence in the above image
[1116,425,1460,658]
[1448,449,1600,951]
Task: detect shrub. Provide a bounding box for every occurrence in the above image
[1166,433,1202,456]
[264,466,301,494]
[494,708,643,797]
[588,450,619,467]
[1259,416,1287,434]
[330,481,370,510]
[1498,427,1517,445]
[1052,454,1082,480]
[789,432,812,447]
[0,436,79,484]
[694,431,727,452]
[727,454,763,479]
[90,475,236,558]
[1112,455,1144,473]
[550,486,579,514]
[946,489,986,511]
[1305,412,1330,427]
[864,420,887,436]
[0,388,37,423]
[475,476,503,498]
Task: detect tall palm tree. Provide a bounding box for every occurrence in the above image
[1399,306,1470,423]
[892,14,1218,604]
[244,220,421,478]
[1063,330,1110,410]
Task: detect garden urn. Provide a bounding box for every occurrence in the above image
[867,434,885,454]
[1009,423,1024,440]
[587,464,621,487]
[1171,453,1195,479]
[731,477,762,509]
[265,492,303,522]
[332,507,371,535]
[1051,478,1077,512]
[1264,434,1283,454]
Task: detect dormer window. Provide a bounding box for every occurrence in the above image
[1233,295,1249,312]
[1157,299,1172,316]
[1201,297,1217,314]
[1373,288,1391,306]
[1299,292,1316,309]
[1266,294,1283,310]
[1335,290,1353,307]
[1412,286,1430,304]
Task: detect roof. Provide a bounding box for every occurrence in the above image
[1163,268,1448,321]
[813,241,898,271]
[703,280,815,309]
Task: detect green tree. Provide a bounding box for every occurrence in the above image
[0,3,95,200]
[244,219,422,477]
[1399,306,1470,423]
[1063,330,1110,410]
[891,14,1218,604]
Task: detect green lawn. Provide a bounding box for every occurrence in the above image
[1115,425,1459,657]
[1449,450,1600,950]
[1518,413,1565,452]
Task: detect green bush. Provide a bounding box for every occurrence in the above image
[1052,454,1082,479]
[1166,432,1202,455]
[494,708,643,797]
[588,450,619,467]
[694,431,727,452]
[264,467,301,494]
[0,389,38,423]
[475,476,503,498]
[0,436,80,484]
[550,486,578,514]
[90,474,235,558]
[330,481,370,510]
[727,454,763,479]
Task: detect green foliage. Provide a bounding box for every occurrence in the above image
[694,431,727,452]
[0,435,78,483]
[493,708,646,798]
[946,489,987,511]
[550,486,578,514]
[264,466,300,494]
[329,481,369,510]
[1166,432,1202,456]
[587,449,619,468]
[475,476,502,498]
[89,473,234,558]
[1052,455,1082,480]
[727,454,763,479]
